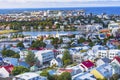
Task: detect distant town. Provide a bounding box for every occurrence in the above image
[0,9,120,80]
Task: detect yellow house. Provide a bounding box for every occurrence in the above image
[91,69,104,80]
[90,64,113,80]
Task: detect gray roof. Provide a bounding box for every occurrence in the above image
[101,57,111,63]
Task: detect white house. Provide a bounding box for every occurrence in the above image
[50,58,63,67]
[96,57,111,67]
[111,56,120,75]
[67,65,82,76]
[85,24,103,32]
[0,65,14,78]
[112,28,120,37]
[108,23,120,30]
[98,50,120,59]
[111,56,120,67]
[13,72,47,80]
[0,67,9,78]
[35,50,54,65]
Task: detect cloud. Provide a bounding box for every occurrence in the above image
[1,0,120,3]
[0,0,119,8]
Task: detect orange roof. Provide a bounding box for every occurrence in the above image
[59,68,73,73]
[100,29,110,33]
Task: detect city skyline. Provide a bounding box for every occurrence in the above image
[0,0,120,8]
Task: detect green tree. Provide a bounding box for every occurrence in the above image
[12,66,29,76]
[89,42,95,47]
[25,52,37,66]
[31,40,46,48]
[40,70,49,77]
[51,37,60,49]
[1,49,20,58]
[78,38,86,43]
[17,41,25,48]
[62,50,72,66]
[64,59,71,66]
[58,72,71,80]
[110,74,120,80]
[118,45,120,49]
[40,70,58,80]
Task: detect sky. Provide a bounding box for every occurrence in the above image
[0,0,120,8]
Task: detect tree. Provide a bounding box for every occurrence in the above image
[64,59,71,66]
[40,70,49,77]
[1,49,20,58]
[78,38,86,43]
[31,40,46,48]
[51,37,59,49]
[17,41,25,48]
[110,74,120,80]
[40,70,58,80]
[25,52,37,66]
[118,45,120,49]
[58,72,71,80]
[12,66,29,76]
[62,50,72,66]
[89,42,95,47]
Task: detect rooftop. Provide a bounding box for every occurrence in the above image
[36,50,53,54]
[15,72,41,79]
[73,72,96,80]
[58,68,73,73]
[95,64,112,78]
[113,56,120,63]
[81,60,94,68]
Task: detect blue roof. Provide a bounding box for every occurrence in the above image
[3,57,29,68]
[48,70,56,75]
[19,61,30,68]
[4,57,18,66]
[96,64,113,78]
[101,57,111,63]
[0,57,3,61]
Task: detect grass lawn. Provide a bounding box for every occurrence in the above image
[0,30,18,34]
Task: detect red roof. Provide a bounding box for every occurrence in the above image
[59,68,73,73]
[81,60,94,68]
[0,65,14,73]
[28,47,46,50]
[53,49,59,53]
[113,56,120,63]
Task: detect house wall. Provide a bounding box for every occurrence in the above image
[97,50,120,60]
[96,59,105,67]
[50,59,58,67]
[36,50,54,65]
[0,68,9,78]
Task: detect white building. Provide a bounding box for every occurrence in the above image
[97,50,120,59]
[13,72,47,80]
[35,50,54,65]
[50,58,63,67]
[96,57,111,67]
[111,56,120,75]
[0,65,14,78]
[85,24,103,32]
[0,67,9,78]
[108,23,120,30]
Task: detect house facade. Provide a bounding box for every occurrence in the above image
[35,50,54,65]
